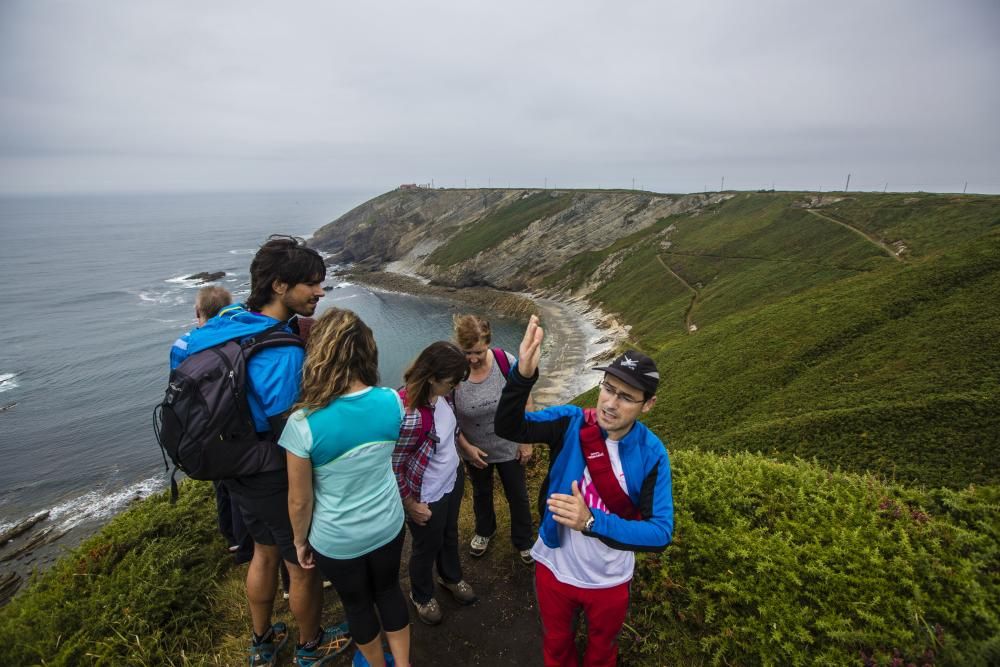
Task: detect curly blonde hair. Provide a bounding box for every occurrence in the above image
[294,308,379,414]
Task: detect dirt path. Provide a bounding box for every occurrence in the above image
[655,254,699,333]
[804,208,903,261]
[309,474,544,667]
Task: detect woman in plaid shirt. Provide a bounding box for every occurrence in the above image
[392,341,478,625]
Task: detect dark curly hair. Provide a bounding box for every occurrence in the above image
[246,235,325,312]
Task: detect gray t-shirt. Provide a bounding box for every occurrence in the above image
[454,350,520,463]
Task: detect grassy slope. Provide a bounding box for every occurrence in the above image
[566,192,1000,488]
[426,191,573,267]
[0,482,232,666]
[626,450,1000,666]
[4,191,999,666]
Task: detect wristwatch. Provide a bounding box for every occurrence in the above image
[583,513,595,534]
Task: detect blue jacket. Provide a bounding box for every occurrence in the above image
[495,364,674,552]
[168,304,305,432]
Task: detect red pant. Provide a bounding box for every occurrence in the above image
[534,561,631,667]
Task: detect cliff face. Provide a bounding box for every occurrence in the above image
[311,188,731,291]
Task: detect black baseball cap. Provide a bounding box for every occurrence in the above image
[592,350,660,397]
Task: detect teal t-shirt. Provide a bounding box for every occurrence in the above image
[279,386,405,559]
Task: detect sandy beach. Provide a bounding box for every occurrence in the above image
[340,270,629,405]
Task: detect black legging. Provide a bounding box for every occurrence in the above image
[313,526,408,645]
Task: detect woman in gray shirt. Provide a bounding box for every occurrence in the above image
[454,315,535,564]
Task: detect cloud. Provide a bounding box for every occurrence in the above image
[1,0,997,193]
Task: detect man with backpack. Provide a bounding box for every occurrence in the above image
[165,236,349,666]
[495,315,674,667]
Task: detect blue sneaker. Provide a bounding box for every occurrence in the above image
[294,622,353,667]
[248,622,288,666]
[352,649,395,666]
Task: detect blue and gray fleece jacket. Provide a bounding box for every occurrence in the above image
[495,363,674,552]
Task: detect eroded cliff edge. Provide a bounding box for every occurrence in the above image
[311,188,731,295]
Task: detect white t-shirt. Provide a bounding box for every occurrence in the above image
[418,396,460,504]
[531,438,636,589]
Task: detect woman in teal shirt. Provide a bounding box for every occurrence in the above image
[282,308,408,667]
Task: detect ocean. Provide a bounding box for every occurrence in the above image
[0,189,524,570]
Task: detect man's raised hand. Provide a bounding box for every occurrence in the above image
[518,314,544,378]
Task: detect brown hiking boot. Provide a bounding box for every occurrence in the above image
[409,591,443,625]
[436,577,478,605]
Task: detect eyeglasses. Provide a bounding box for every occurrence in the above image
[598,380,645,405]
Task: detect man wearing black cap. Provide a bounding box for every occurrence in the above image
[495,315,674,667]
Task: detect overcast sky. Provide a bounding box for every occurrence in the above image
[1,0,998,195]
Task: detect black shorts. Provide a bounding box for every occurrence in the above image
[225,478,298,565]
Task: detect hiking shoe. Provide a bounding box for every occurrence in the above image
[248,622,288,666]
[436,577,478,605]
[469,533,492,557]
[294,622,353,666]
[409,591,443,625]
[519,549,534,564]
[352,649,396,666]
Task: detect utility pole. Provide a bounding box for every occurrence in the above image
[844,173,851,192]
[883,182,888,193]
[721,176,725,191]
[632,177,635,190]
[963,181,968,194]
[431,178,435,188]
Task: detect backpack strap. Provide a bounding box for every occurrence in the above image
[492,348,511,380]
[240,320,304,356]
[579,408,641,520]
[398,388,436,450]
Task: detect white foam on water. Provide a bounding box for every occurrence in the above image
[228,248,255,255]
[335,281,353,288]
[328,293,359,302]
[0,372,18,393]
[137,290,187,307]
[165,274,203,287]
[47,476,164,530]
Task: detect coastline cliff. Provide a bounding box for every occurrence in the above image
[311,187,732,292]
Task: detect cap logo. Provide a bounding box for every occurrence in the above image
[619,355,638,370]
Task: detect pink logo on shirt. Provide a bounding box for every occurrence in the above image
[580,475,608,513]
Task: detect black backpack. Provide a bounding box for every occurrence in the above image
[154,320,303,501]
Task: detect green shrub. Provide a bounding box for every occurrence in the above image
[1,481,231,666]
[625,450,1000,666]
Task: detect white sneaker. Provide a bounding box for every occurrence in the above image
[470,533,492,558]
[519,549,534,564]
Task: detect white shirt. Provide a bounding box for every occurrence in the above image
[531,438,635,588]
[418,396,460,504]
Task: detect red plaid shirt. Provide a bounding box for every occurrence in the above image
[392,394,458,501]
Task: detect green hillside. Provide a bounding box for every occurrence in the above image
[427,191,573,267]
[563,192,1000,488]
[3,189,997,666]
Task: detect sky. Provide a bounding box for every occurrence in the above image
[1,0,998,195]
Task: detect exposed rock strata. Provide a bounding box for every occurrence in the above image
[313,189,732,293]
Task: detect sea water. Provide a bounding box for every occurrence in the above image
[0,190,523,565]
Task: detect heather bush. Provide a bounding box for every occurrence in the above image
[623,450,999,666]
